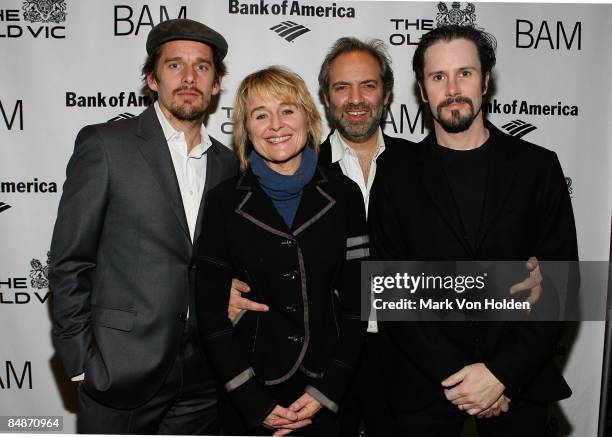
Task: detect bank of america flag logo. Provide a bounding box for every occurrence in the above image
[269,21,310,42]
[0,202,11,213]
[501,120,537,138]
[108,112,136,122]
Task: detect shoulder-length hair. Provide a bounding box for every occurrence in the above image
[233,66,322,172]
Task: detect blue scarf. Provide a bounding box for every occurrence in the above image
[250,146,317,229]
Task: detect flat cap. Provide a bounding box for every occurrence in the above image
[146,18,228,59]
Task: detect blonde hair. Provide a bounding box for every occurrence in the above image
[233,66,322,171]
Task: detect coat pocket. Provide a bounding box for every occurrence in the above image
[91,306,136,332]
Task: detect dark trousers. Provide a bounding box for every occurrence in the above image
[220,370,339,436]
[339,333,398,437]
[395,397,548,437]
[77,326,219,435]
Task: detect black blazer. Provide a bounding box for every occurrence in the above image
[49,106,238,409]
[195,165,368,429]
[369,121,578,411]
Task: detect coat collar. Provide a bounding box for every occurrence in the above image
[417,120,516,254]
[235,166,335,239]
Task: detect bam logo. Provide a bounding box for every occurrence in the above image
[0,361,32,389]
[22,0,66,23]
[0,202,11,213]
[501,120,537,138]
[109,112,136,122]
[269,21,310,42]
[436,2,477,27]
[1,99,23,130]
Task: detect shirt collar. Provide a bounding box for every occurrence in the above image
[154,101,212,156]
[329,127,386,163]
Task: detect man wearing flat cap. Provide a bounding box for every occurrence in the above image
[49,18,237,434]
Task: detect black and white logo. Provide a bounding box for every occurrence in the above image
[1,253,52,305]
[109,112,136,122]
[229,1,355,18]
[66,91,150,108]
[0,202,11,213]
[501,120,537,138]
[1,99,24,131]
[565,177,573,198]
[0,178,57,193]
[269,21,310,42]
[114,4,187,36]
[516,20,581,50]
[485,99,578,117]
[0,0,66,38]
[436,2,477,27]
[22,0,66,23]
[0,361,32,390]
[29,252,49,290]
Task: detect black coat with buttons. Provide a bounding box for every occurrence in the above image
[194,165,368,429]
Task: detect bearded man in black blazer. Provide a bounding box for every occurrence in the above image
[370,25,578,436]
[49,19,237,434]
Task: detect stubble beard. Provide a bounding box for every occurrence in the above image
[332,102,384,144]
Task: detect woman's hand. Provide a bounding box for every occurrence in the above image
[263,405,311,436]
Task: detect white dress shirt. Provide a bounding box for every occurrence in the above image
[330,128,386,333]
[154,101,211,242]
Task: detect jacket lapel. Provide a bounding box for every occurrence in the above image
[474,124,516,251]
[234,168,335,239]
[235,170,294,239]
[135,106,190,240]
[292,168,336,236]
[418,135,474,256]
[193,142,223,242]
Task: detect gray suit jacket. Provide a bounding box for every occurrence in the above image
[49,105,237,409]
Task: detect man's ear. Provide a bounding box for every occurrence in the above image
[146,72,158,93]
[482,72,490,96]
[212,75,223,96]
[322,92,330,109]
[418,81,428,103]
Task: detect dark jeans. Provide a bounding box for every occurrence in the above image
[339,333,398,437]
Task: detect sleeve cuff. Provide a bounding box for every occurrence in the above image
[71,373,85,382]
[225,367,255,392]
[305,385,339,414]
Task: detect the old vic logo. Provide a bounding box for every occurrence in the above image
[0,252,51,305]
[0,0,66,39]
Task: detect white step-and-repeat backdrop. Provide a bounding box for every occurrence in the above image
[1,1,610,435]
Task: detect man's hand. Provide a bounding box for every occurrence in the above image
[476,395,510,419]
[228,278,269,321]
[442,363,505,415]
[509,256,542,310]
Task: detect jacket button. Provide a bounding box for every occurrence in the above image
[285,304,299,312]
[178,313,187,322]
[287,335,303,344]
[190,264,196,270]
[282,239,295,247]
[283,270,299,281]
